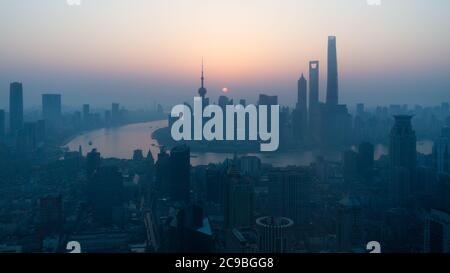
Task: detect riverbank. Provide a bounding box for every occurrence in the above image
[64,120,434,166]
[62,118,166,149]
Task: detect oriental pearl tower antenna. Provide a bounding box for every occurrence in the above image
[198,58,207,98]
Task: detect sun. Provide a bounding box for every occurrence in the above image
[222,87,229,93]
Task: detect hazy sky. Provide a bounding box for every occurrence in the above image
[0,0,449,110]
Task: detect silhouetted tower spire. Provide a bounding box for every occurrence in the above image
[198,59,207,98]
[297,73,307,111]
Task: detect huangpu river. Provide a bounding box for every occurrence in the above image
[64,120,433,167]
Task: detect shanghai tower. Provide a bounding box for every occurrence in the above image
[326,36,338,106]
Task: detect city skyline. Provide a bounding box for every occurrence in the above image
[0,0,449,109]
[1,0,450,256]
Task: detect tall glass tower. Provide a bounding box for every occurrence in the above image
[326,36,339,106]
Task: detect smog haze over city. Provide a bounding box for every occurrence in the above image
[1,0,450,262]
[0,0,449,109]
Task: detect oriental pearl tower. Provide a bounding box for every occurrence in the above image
[198,59,209,106]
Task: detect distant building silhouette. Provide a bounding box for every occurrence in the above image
[258,94,278,106]
[42,94,62,129]
[9,82,23,135]
[86,148,101,178]
[389,115,417,207]
[0,110,5,140]
[258,94,278,135]
[357,142,374,178]
[239,156,261,178]
[133,149,144,161]
[293,74,307,141]
[15,121,45,154]
[155,146,170,195]
[356,103,365,116]
[435,127,450,174]
[82,104,90,128]
[112,103,120,125]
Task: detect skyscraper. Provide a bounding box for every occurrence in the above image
[82,104,90,128]
[0,110,5,140]
[435,127,450,174]
[357,142,375,178]
[155,146,171,195]
[86,148,101,178]
[9,82,23,135]
[293,74,308,141]
[326,36,339,106]
[42,94,62,128]
[308,61,319,112]
[336,196,363,252]
[256,216,293,253]
[224,160,254,229]
[170,145,191,202]
[268,167,312,228]
[356,103,365,116]
[308,61,321,144]
[164,203,213,252]
[389,115,417,206]
[297,74,307,114]
[390,115,417,171]
[88,166,123,225]
[258,94,278,134]
[424,209,450,253]
[258,94,278,106]
[112,103,120,125]
[39,195,63,237]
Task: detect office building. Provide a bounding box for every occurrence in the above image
[0,110,5,140]
[170,145,191,202]
[268,167,311,228]
[389,115,417,206]
[435,127,450,174]
[9,82,23,135]
[336,196,363,252]
[424,209,450,253]
[256,216,293,253]
[112,103,120,125]
[293,74,308,141]
[39,195,63,237]
[326,36,339,106]
[224,160,254,228]
[88,166,124,225]
[42,94,62,128]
